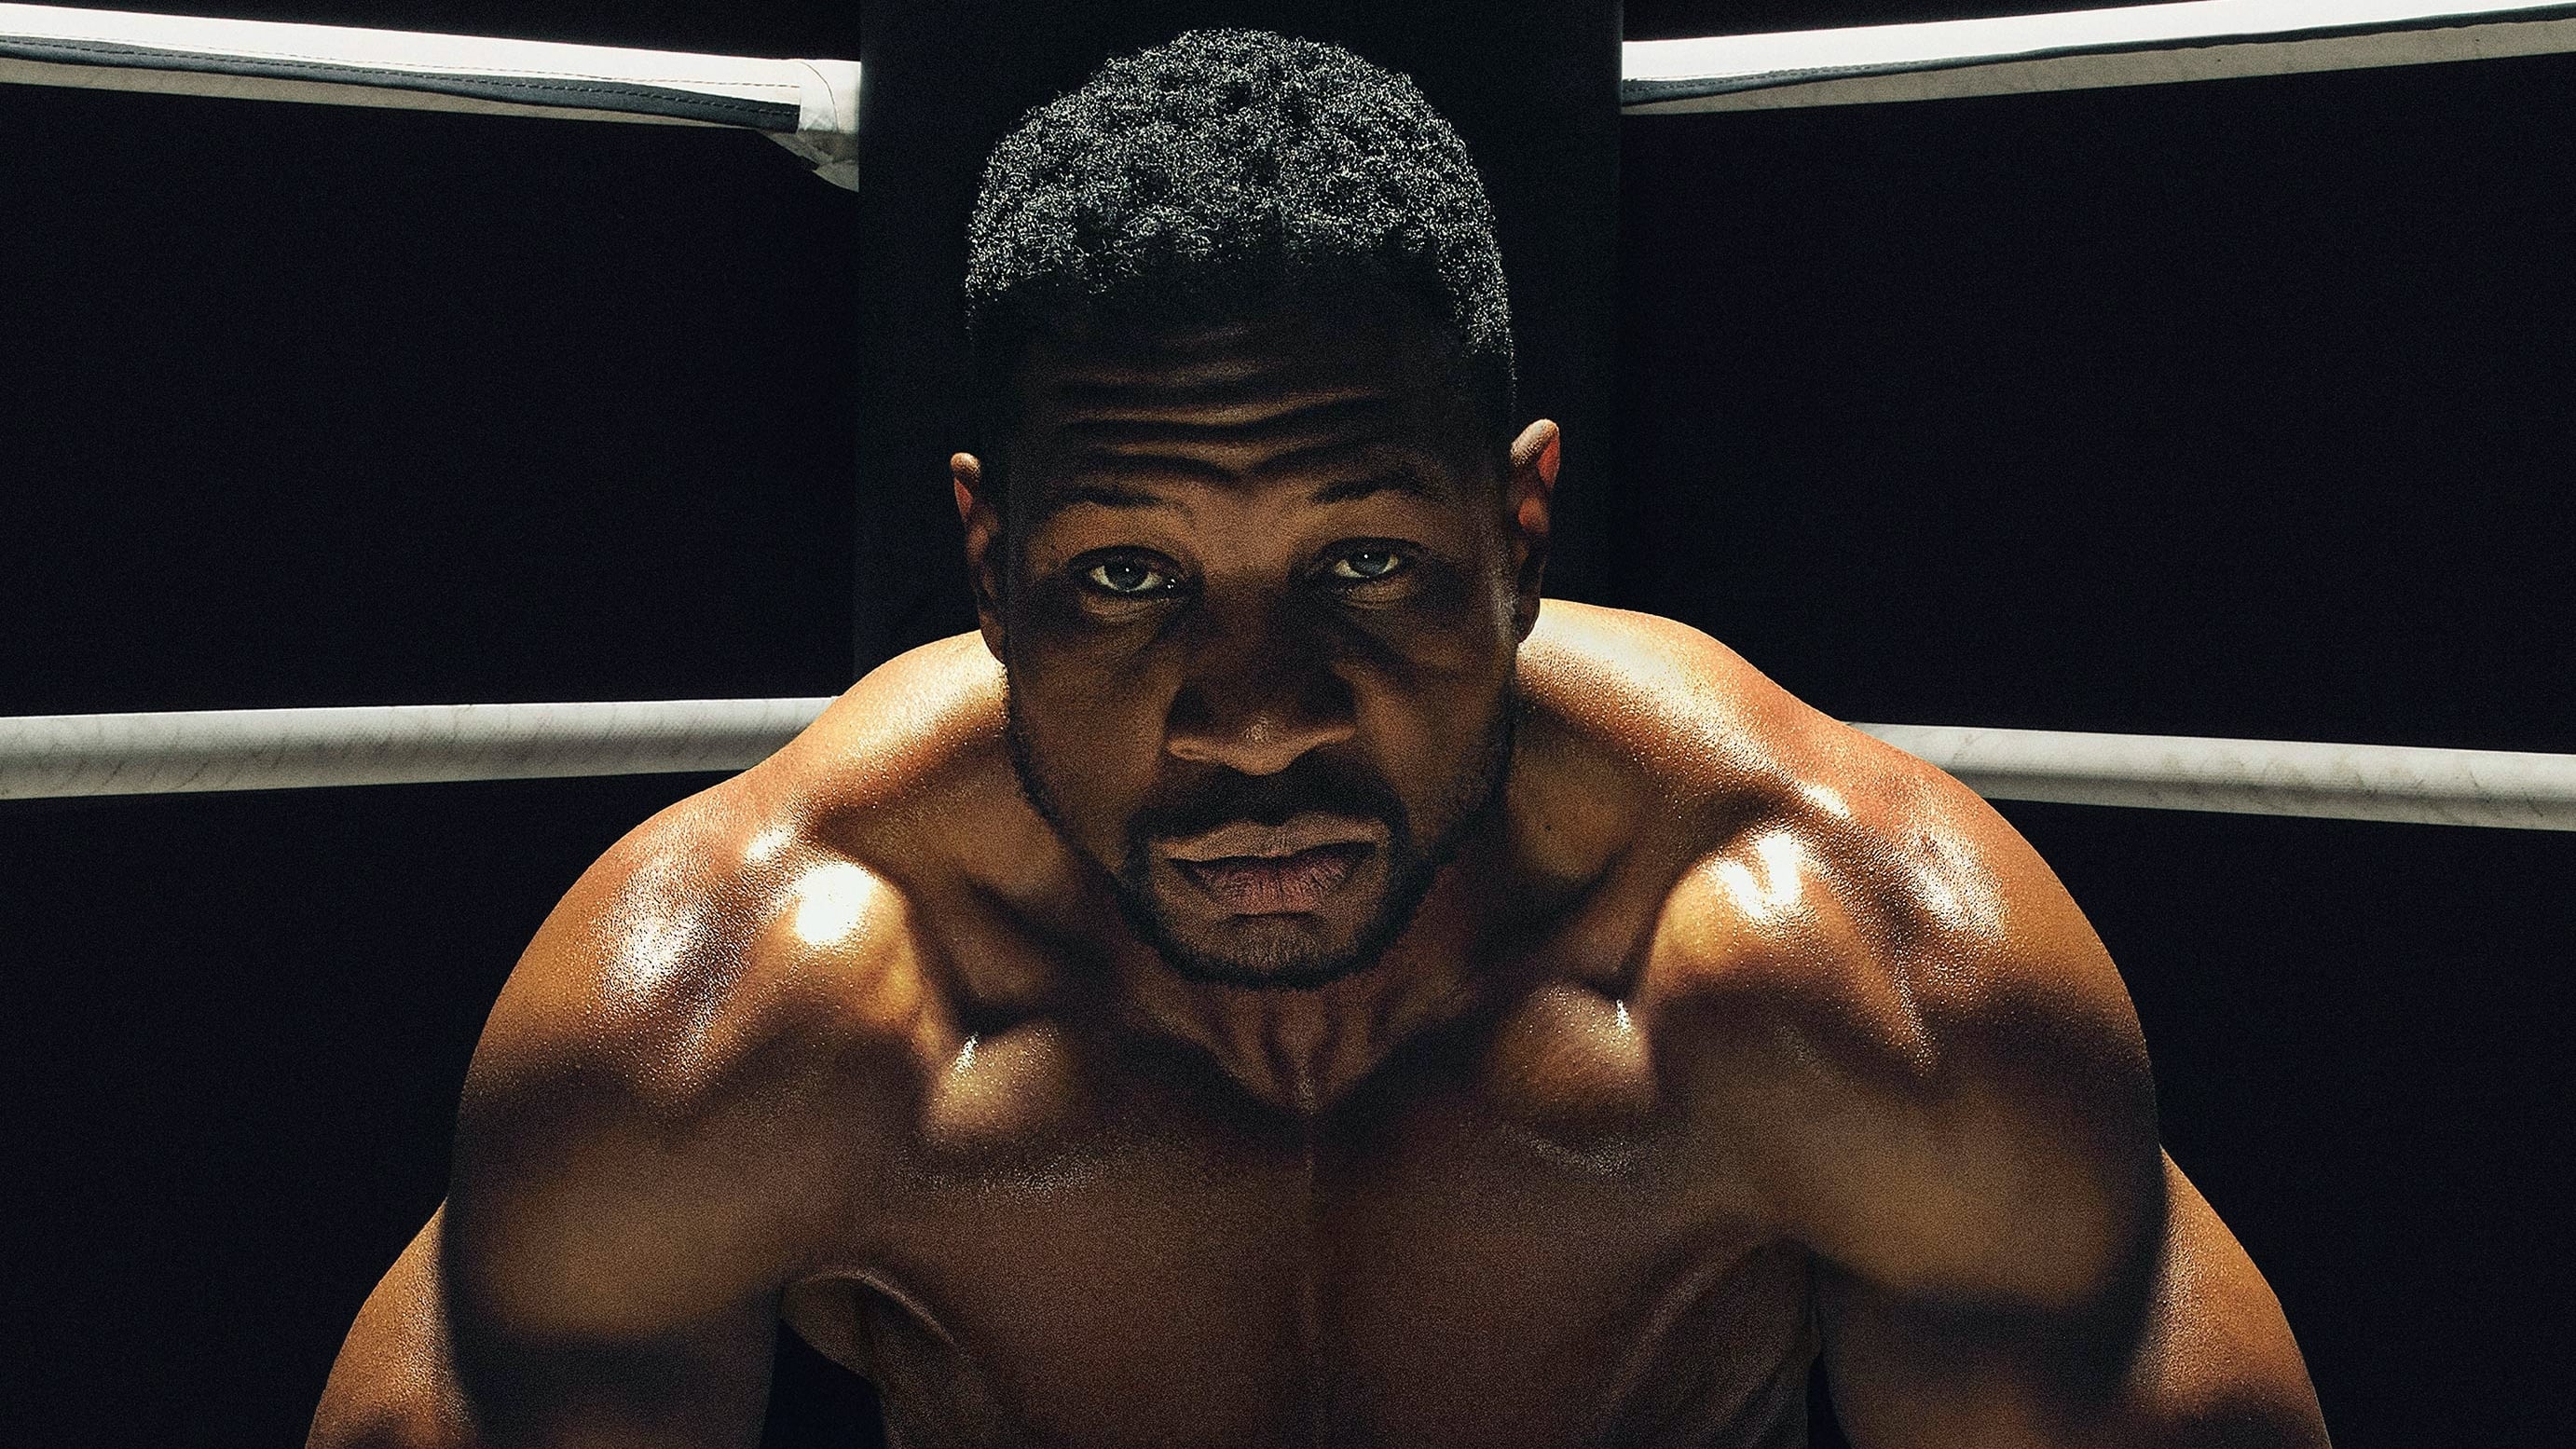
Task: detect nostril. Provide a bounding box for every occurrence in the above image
[1165,706,1356,774]
[1164,646,1359,771]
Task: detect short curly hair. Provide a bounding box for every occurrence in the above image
[964,29,1515,472]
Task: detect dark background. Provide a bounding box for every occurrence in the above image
[3,2,2571,1444]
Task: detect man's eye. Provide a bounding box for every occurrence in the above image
[1329,549,1408,582]
[1083,558,1174,595]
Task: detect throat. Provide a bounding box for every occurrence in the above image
[1134,956,1476,1117]
[1229,998,1390,1116]
[1113,844,1509,1115]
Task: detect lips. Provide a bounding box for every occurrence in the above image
[1161,810,1388,862]
[1173,841,1372,914]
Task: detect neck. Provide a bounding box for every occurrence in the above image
[967,702,1629,1117]
[1107,827,1513,1117]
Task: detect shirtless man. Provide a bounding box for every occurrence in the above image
[312,31,2330,1449]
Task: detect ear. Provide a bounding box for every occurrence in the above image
[1503,419,1560,641]
[952,452,1008,661]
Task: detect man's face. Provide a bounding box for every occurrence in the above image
[962,293,1549,990]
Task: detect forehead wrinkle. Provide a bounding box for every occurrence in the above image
[1027,464,1446,534]
[1303,465,1451,506]
[1050,389,1396,439]
[1041,412,1413,494]
[1032,430,1459,520]
[1039,321,1371,391]
[1036,480,1181,513]
[1027,468,1204,526]
[1048,350,1350,393]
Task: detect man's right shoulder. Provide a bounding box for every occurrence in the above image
[443,643,1006,1330]
[472,633,1005,1119]
[469,799,960,1136]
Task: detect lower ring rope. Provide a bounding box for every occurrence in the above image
[0,698,833,800]
[1852,723,2576,831]
[1,702,2570,828]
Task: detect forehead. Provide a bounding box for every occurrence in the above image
[1007,293,1487,505]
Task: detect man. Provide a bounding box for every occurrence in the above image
[313,30,2329,1448]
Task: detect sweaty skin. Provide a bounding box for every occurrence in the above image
[312,298,2330,1449]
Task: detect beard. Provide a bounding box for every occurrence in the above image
[1005,683,1516,991]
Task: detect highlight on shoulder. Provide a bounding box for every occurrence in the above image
[1521,602,2159,1288]
[1519,599,2091,970]
[463,678,995,1134]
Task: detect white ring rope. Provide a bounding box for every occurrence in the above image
[1621,0,2576,112]
[0,4,860,185]
[1850,723,2576,830]
[0,699,833,800]
[2,703,2570,830]
[8,0,2576,185]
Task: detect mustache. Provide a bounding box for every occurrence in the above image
[1129,755,1408,845]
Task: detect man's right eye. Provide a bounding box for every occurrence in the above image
[1082,558,1177,596]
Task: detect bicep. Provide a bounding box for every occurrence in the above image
[310,808,926,1446]
[311,1210,472,1448]
[310,1203,781,1449]
[427,1025,799,1446]
[1817,1153,2328,1449]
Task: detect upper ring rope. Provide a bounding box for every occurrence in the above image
[1622,0,2576,113]
[10,0,2576,191]
[0,3,862,185]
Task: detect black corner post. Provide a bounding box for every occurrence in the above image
[852,1,1624,673]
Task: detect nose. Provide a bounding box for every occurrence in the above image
[1163,607,1357,775]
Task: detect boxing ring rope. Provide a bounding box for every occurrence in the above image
[0,700,835,800]
[1852,724,2576,830]
[2,703,2570,830]
[1620,0,2576,113]
[9,0,2576,185]
[0,4,862,185]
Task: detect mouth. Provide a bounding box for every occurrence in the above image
[1171,841,1374,915]
[1158,812,1386,916]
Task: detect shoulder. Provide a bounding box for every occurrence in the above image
[445,638,1000,1333]
[1525,603,2141,1087]
[471,633,1004,1119]
[1528,603,2159,1306]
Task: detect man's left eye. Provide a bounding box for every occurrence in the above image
[1329,549,1407,582]
[1084,558,1174,595]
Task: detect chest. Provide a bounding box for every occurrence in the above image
[801,1006,1814,1449]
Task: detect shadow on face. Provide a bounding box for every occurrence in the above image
[965,288,1547,989]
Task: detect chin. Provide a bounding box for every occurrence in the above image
[1113,828,1459,991]
[1160,950,1385,991]
[1128,883,1394,991]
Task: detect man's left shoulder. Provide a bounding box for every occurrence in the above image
[1544,605,2161,1299]
[1637,719,2152,1114]
[1528,601,2134,1052]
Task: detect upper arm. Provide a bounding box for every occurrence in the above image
[309,1199,780,1449]
[1648,742,2323,1445]
[1818,1153,2330,1449]
[314,800,948,1446]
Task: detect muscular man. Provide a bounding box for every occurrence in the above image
[313,31,2329,1448]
